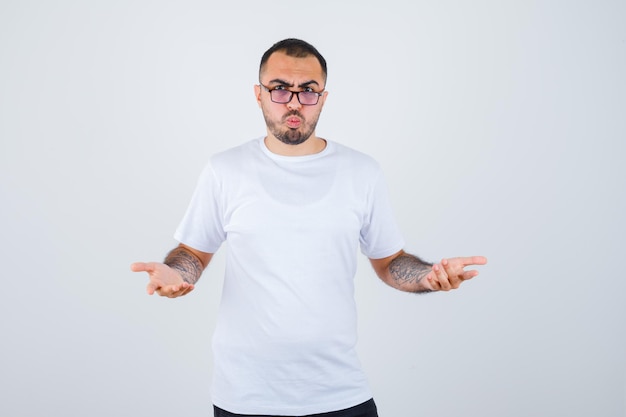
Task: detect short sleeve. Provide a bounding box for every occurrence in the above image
[174,162,226,253]
[359,169,405,259]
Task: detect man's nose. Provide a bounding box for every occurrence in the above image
[286,92,302,110]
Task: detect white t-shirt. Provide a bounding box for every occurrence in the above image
[175,137,404,415]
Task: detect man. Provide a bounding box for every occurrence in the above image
[131,38,487,417]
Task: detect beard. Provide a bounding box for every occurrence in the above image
[263,110,320,146]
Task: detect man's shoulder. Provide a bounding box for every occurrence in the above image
[206,138,259,168]
[212,138,258,159]
[329,140,381,171]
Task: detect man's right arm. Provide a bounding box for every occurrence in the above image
[131,244,213,298]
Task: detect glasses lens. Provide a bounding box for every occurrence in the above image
[270,89,292,103]
[299,92,319,105]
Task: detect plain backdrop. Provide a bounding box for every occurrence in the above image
[1,1,624,416]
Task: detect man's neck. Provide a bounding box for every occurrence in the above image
[264,135,327,156]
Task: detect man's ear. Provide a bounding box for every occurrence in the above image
[254,84,262,107]
[319,90,329,109]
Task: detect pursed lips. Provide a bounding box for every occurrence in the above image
[285,114,303,128]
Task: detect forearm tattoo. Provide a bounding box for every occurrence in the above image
[164,247,203,285]
[389,253,433,293]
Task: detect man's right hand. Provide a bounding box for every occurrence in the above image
[130,262,194,297]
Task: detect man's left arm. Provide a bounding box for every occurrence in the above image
[370,250,487,293]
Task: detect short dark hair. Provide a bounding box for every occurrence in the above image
[259,38,327,82]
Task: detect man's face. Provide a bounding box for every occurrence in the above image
[255,51,327,146]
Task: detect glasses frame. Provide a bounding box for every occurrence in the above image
[259,83,324,106]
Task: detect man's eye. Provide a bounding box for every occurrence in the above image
[274,86,286,90]
[303,87,314,92]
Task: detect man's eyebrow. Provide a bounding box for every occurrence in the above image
[266,79,292,87]
[298,80,320,89]
[266,79,321,89]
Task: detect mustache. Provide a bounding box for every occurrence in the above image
[283,111,304,120]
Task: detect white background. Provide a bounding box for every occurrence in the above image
[1,1,624,416]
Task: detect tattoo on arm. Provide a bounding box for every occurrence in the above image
[164,247,204,285]
[389,254,433,293]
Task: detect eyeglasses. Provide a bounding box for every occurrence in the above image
[259,83,323,106]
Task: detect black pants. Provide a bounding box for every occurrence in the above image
[213,398,378,417]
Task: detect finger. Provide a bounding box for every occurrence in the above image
[146,281,160,295]
[157,284,178,298]
[179,284,195,296]
[159,282,192,298]
[458,256,488,266]
[131,262,155,273]
[441,258,463,289]
[439,257,450,274]
[432,263,451,291]
[155,286,171,297]
[180,282,196,296]
[425,271,440,291]
[131,262,147,272]
[461,269,480,280]
[168,283,187,298]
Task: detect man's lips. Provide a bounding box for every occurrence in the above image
[285,116,302,128]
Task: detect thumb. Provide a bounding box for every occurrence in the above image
[130,262,153,273]
[146,281,160,295]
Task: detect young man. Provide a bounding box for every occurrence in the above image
[131,38,487,417]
